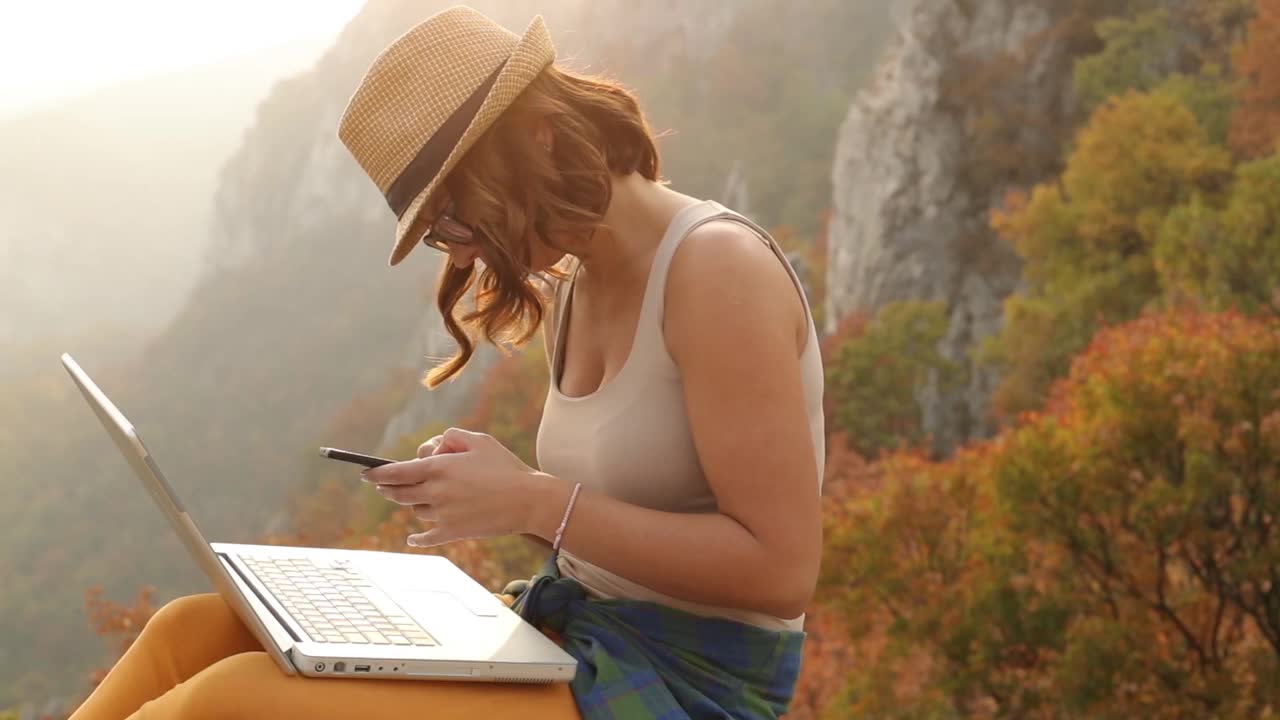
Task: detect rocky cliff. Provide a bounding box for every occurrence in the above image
[826,0,1086,454]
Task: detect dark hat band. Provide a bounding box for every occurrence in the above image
[385,60,507,219]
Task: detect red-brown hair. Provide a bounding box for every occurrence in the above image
[423,63,661,388]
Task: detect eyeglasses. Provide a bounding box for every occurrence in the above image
[421,202,475,252]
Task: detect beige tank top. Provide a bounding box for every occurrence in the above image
[535,199,825,632]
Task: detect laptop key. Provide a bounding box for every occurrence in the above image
[247,555,438,647]
[404,629,431,639]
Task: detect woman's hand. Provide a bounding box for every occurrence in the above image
[361,427,557,548]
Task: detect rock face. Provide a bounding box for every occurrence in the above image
[571,0,740,73]
[826,0,1083,455]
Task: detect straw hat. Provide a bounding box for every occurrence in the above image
[337,6,556,266]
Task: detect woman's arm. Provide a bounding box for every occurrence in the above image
[525,221,822,618]
[370,223,822,617]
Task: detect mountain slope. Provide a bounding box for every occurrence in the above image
[0,35,330,378]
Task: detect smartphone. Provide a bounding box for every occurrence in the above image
[318,446,396,468]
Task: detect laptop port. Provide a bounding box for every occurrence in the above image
[334,662,346,673]
[354,665,371,673]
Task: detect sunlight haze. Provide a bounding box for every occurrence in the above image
[0,0,365,117]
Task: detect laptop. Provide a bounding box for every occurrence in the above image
[60,352,577,683]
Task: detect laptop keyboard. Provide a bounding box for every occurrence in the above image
[239,554,438,647]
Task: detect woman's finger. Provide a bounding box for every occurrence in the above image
[407,528,446,548]
[366,454,454,486]
[438,427,487,453]
[376,479,437,506]
[416,435,444,459]
[411,503,438,522]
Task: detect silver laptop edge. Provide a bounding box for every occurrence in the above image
[60,353,576,683]
[60,353,298,676]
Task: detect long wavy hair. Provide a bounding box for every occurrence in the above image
[422,63,661,388]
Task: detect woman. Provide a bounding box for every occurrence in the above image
[69,6,824,719]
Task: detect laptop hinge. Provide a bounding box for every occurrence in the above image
[219,552,303,642]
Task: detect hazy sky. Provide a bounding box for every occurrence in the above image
[0,0,365,118]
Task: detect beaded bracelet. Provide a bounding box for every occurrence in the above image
[552,482,583,553]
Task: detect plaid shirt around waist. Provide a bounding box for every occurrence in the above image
[510,558,806,720]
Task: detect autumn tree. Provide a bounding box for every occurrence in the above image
[824,302,958,459]
[456,339,550,468]
[1230,0,1280,159]
[84,586,157,690]
[1073,8,1179,114]
[986,89,1233,419]
[992,310,1280,718]
[1070,3,1245,145]
[1155,153,1280,314]
[787,434,876,720]
[824,310,1280,718]
[821,437,1061,718]
[786,606,857,720]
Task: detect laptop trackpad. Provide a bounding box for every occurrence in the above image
[399,590,489,623]
[395,583,500,617]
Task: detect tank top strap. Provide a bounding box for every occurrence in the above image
[700,200,816,332]
[626,201,730,368]
[631,200,815,370]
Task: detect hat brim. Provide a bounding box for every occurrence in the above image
[388,15,555,267]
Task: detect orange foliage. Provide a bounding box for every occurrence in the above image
[786,435,876,719]
[985,89,1234,420]
[458,343,549,467]
[1230,0,1280,158]
[822,309,1280,717]
[83,585,157,690]
[788,607,856,720]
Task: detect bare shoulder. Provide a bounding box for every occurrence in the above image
[664,218,805,360]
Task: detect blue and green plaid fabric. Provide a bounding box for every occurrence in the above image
[512,558,806,720]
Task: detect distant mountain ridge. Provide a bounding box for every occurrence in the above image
[0,34,332,376]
